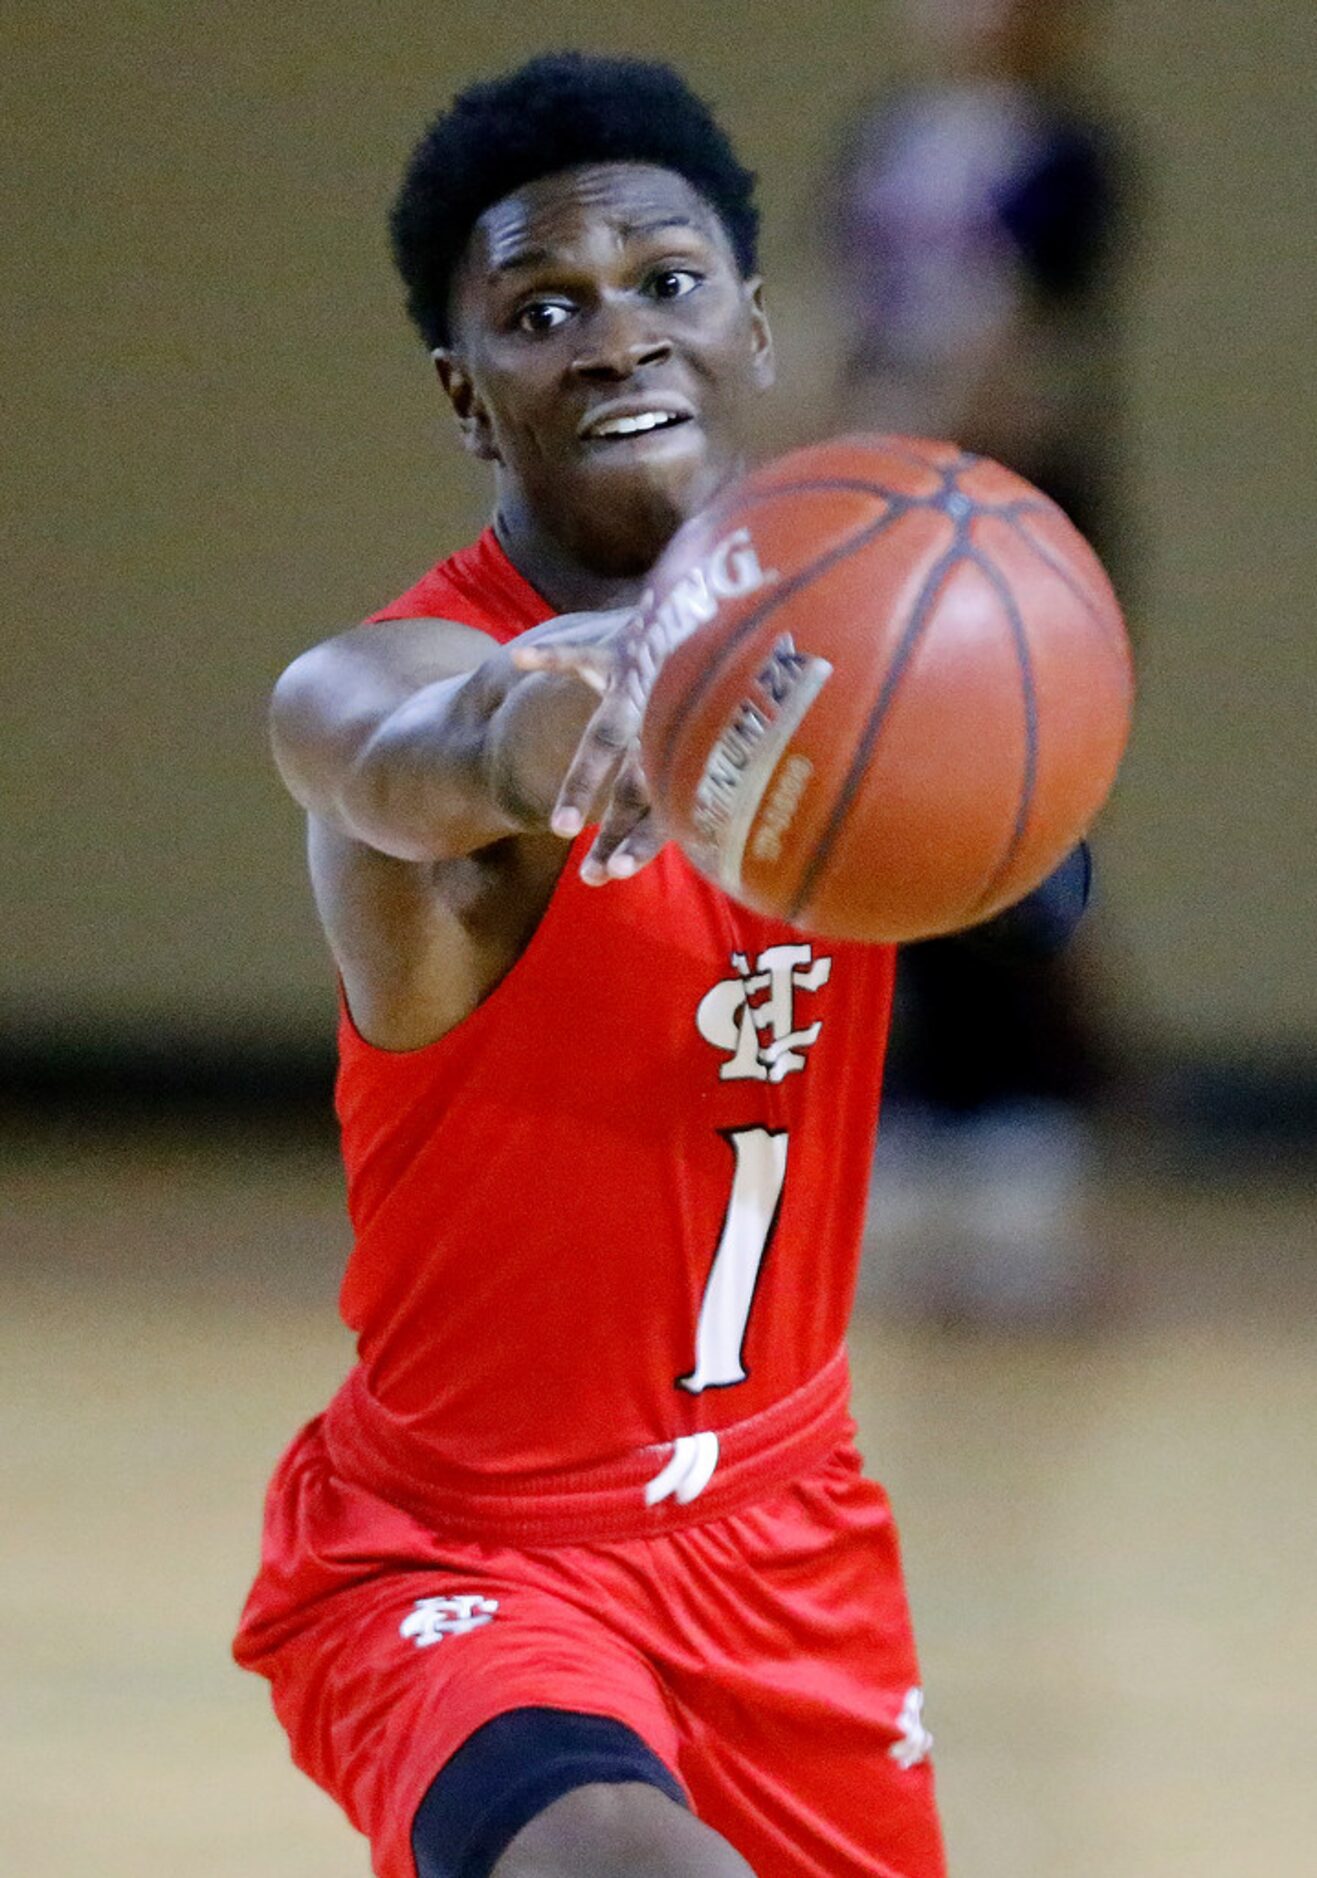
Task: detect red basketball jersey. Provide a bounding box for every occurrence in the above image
[328,529,897,1492]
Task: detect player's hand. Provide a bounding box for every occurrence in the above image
[510,607,668,885]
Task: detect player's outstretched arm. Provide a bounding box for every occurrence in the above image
[269,610,634,865]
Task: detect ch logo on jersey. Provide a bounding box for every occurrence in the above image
[400,1595,499,1648]
[696,943,832,1083]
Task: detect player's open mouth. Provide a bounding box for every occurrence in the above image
[579,401,697,445]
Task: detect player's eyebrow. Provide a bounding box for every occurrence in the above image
[619,216,703,241]
[489,246,558,279]
[488,217,706,280]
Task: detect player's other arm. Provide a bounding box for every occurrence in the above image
[269,614,620,862]
[956,841,1093,956]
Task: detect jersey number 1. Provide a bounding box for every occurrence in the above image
[677,1127,788,1394]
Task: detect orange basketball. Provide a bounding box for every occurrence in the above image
[639,435,1134,943]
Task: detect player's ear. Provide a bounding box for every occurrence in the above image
[744,279,776,391]
[433,349,500,462]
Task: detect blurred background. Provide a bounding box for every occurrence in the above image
[2,2,1313,1874]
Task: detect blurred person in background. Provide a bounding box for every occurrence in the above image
[826,0,1135,1326]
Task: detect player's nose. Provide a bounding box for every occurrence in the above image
[570,305,673,381]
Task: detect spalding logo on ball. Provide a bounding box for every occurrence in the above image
[638,434,1134,945]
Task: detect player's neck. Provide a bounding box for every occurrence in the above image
[492,493,659,616]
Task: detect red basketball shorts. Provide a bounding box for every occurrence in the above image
[234,1412,946,1878]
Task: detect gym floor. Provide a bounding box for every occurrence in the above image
[2,1126,1312,1877]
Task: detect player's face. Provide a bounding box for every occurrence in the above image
[438,163,775,578]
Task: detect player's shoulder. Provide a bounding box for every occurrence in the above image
[369,527,554,644]
[272,525,548,773]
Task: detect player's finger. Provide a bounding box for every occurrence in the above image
[521,604,634,647]
[510,641,613,696]
[579,753,652,882]
[549,694,637,838]
[600,810,666,881]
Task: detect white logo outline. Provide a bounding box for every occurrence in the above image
[695,943,832,1083]
[644,1431,721,1506]
[888,1686,934,1770]
[400,1594,500,1648]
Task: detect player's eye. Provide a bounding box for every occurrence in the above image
[515,299,573,335]
[647,268,702,301]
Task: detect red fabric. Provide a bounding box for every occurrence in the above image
[335,529,897,1491]
[322,1347,854,1548]
[234,1415,945,1878]
[366,526,551,640]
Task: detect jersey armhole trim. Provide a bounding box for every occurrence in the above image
[336,827,598,1063]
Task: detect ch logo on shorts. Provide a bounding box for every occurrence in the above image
[400,1595,499,1648]
[888,1686,934,1769]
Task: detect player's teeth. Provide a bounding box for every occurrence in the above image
[596,411,677,436]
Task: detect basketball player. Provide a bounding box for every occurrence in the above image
[235,52,1088,1878]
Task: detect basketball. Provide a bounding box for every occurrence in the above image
[639,435,1134,943]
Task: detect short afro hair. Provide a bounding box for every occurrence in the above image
[390,51,760,349]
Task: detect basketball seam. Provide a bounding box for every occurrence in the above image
[706,476,932,507]
[962,550,1041,921]
[997,513,1126,658]
[785,538,965,925]
[868,439,948,476]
